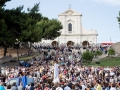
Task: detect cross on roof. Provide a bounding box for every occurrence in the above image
[69,4,71,9]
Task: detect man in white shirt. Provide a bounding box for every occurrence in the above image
[80,81,86,90]
[64,86,71,90]
[56,87,63,90]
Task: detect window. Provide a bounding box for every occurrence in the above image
[68,23,72,31]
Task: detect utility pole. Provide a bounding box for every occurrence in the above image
[110,37,111,42]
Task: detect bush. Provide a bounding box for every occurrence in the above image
[82,51,94,64]
[95,61,100,64]
[92,50,102,58]
[96,50,102,56]
[108,48,115,57]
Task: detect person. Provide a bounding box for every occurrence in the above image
[11,82,18,90]
[44,83,50,90]
[90,83,95,90]
[56,87,63,90]
[53,61,59,83]
[29,83,34,90]
[110,83,116,90]
[18,82,24,90]
[96,80,102,90]
[0,82,5,90]
[64,85,71,90]
[7,85,11,90]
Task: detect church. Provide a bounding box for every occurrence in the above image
[41,8,98,47]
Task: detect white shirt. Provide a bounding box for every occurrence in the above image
[64,86,71,90]
[82,85,86,90]
[56,87,63,90]
[110,87,116,90]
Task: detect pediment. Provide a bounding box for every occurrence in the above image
[58,9,82,16]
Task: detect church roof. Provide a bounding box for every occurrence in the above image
[58,8,82,16]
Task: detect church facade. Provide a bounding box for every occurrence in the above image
[41,8,98,47]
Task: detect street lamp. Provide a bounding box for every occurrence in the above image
[15,38,20,64]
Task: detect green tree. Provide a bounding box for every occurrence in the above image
[20,3,42,55]
[0,0,14,56]
[37,17,63,40]
[0,0,11,6]
[117,11,120,28]
[96,50,102,56]
[0,19,13,56]
[1,6,25,56]
[82,51,94,64]
[108,48,115,57]
[93,50,102,57]
[4,6,25,37]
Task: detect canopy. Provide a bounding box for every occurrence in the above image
[101,42,114,45]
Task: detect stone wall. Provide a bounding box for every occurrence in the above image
[111,42,120,54]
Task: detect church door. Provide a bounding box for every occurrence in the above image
[82,41,89,47]
[51,41,58,47]
[67,41,74,46]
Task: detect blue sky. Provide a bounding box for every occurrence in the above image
[5,0,120,43]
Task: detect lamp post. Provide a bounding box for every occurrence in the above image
[15,38,20,64]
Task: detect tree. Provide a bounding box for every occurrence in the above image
[0,0,11,18]
[0,6,25,56]
[117,11,120,28]
[37,17,63,40]
[0,19,14,56]
[0,0,11,6]
[0,0,15,56]
[82,51,94,64]
[93,50,102,58]
[20,3,42,55]
[108,48,115,57]
[21,3,62,56]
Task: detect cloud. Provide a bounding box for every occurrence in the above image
[92,0,120,6]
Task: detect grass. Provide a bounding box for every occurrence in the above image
[19,53,40,61]
[86,57,120,67]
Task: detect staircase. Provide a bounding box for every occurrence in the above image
[93,54,108,62]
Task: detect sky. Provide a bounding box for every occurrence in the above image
[5,0,120,43]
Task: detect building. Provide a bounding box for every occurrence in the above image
[41,8,98,47]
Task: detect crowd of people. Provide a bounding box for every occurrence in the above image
[0,46,119,90]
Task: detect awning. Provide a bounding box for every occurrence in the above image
[101,42,114,45]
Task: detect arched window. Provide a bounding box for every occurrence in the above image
[68,23,72,31]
